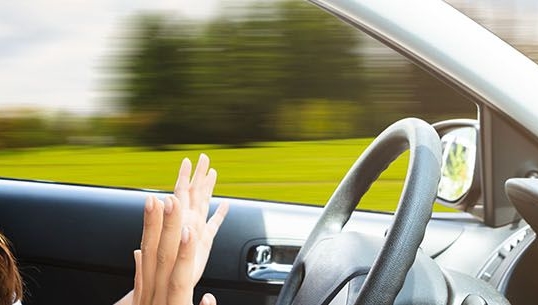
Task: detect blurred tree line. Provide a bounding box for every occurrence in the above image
[0,0,475,149]
[109,0,473,146]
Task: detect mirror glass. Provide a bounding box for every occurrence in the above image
[437,127,477,202]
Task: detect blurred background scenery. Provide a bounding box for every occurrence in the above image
[0,0,537,210]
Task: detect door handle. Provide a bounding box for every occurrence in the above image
[246,245,295,283]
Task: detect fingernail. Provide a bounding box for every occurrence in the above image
[182,157,190,166]
[209,168,217,176]
[181,226,190,244]
[145,197,154,212]
[202,295,209,305]
[164,197,173,214]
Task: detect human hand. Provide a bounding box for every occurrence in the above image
[116,154,229,305]
[173,154,229,284]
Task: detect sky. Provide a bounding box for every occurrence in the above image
[0,0,537,116]
[0,0,222,116]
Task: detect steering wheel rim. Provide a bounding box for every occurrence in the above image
[275,118,442,305]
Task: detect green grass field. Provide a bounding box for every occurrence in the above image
[0,139,453,212]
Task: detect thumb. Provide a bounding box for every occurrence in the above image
[199,293,217,305]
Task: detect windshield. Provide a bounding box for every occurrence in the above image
[1,0,535,212]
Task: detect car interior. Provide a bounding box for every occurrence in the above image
[2,1,538,305]
[2,108,537,305]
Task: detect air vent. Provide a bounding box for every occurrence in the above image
[478,226,536,288]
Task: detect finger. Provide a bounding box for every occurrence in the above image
[201,168,217,218]
[192,201,228,283]
[191,153,210,187]
[167,226,197,305]
[199,293,217,305]
[133,250,142,305]
[190,154,210,210]
[140,196,164,305]
[153,196,183,305]
[174,158,192,198]
[205,169,217,199]
[205,202,229,240]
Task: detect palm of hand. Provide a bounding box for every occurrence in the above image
[181,203,223,283]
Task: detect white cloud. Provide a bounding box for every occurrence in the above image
[0,0,222,115]
[0,1,117,114]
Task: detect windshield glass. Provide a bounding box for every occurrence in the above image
[1,0,534,212]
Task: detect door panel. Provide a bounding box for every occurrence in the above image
[0,178,499,305]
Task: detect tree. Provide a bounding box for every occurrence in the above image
[110,1,369,145]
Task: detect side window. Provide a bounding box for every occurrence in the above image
[1,0,488,213]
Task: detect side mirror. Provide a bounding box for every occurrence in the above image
[438,127,477,202]
[433,119,481,212]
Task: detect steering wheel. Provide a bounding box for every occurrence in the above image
[275,118,442,305]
